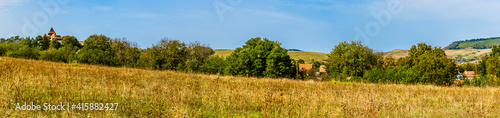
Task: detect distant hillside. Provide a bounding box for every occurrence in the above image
[383,48,492,63]
[383,49,409,59]
[444,37,500,49]
[287,49,302,51]
[213,50,328,63]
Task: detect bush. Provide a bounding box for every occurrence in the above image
[138,39,188,70]
[39,47,75,62]
[224,37,294,78]
[5,45,40,59]
[110,38,141,67]
[325,41,378,80]
[363,66,424,84]
[399,43,457,86]
[76,49,115,65]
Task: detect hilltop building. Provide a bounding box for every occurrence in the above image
[44,27,62,41]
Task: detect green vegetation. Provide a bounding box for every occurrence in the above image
[400,43,457,85]
[224,37,294,78]
[326,42,457,86]
[444,37,500,49]
[325,41,379,80]
[475,44,500,86]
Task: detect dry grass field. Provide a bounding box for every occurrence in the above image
[1,56,500,117]
[214,50,328,63]
[445,48,492,63]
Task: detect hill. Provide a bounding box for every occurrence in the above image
[383,49,409,59]
[214,50,328,63]
[2,56,500,117]
[444,37,500,50]
[383,49,492,63]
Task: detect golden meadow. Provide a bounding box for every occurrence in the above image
[1,56,499,117]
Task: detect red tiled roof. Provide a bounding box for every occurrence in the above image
[299,64,313,71]
[464,71,476,78]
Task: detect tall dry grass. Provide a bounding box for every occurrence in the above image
[0,56,499,117]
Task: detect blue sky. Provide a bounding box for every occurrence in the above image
[1,0,500,53]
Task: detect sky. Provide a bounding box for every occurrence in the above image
[1,0,500,53]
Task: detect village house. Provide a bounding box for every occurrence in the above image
[298,64,327,77]
[463,71,477,80]
[298,64,313,72]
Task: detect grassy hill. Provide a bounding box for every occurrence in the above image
[384,49,491,63]
[444,37,500,50]
[383,49,409,59]
[2,57,500,117]
[214,50,328,63]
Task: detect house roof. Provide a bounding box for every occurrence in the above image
[299,64,313,71]
[464,71,476,77]
[319,65,326,73]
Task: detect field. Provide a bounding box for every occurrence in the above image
[214,50,328,63]
[1,57,500,117]
[384,48,492,63]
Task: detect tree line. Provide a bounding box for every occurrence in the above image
[2,34,500,86]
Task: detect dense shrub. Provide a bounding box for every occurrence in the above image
[76,49,115,65]
[363,66,424,84]
[138,39,189,70]
[475,45,500,86]
[224,37,294,78]
[399,43,457,85]
[39,47,76,62]
[110,38,141,67]
[199,56,226,74]
[4,44,41,59]
[325,41,378,80]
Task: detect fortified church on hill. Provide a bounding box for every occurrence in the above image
[44,27,62,41]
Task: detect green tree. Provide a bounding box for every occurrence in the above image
[77,49,114,65]
[185,41,215,72]
[225,37,294,78]
[49,38,62,49]
[38,35,51,50]
[83,34,112,51]
[39,47,74,62]
[110,38,141,67]
[264,45,293,78]
[400,43,457,85]
[325,41,378,80]
[297,59,305,64]
[61,35,83,49]
[77,34,115,66]
[139,38,188,70]
[200,56,226,74]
